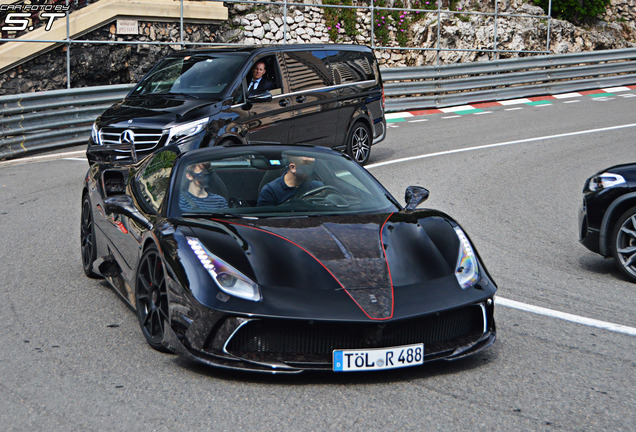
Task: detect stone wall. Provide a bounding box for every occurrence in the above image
[223,0,636,66]
[0,20,222,95]
[1,0,634,94]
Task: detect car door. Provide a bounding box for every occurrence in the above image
[105,149,178,278]
[282,50,339,146]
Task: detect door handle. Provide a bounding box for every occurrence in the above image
[296,96,306,103]
[279,99,290,107]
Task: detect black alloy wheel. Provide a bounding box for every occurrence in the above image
[80,194,100,278]
[346,121,371,165]
[135,247,172,352]
[611,206,636,282]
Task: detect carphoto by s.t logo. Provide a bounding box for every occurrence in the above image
[1,3,69,32]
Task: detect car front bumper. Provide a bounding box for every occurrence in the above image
[162,298,496,373]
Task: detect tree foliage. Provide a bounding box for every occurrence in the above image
[533,0,611,24]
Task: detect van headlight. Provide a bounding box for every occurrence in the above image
[453,226,479,289]
[164,117,209,144]
[187,237,261,302]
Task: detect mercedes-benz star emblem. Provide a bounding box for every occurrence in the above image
[120,129,135,145]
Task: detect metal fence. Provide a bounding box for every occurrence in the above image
[2,47,635,161]
[0,0,555,88]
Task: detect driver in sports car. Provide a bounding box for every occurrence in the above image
[257,156,324,206]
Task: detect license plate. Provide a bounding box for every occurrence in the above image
[333,343,424,372]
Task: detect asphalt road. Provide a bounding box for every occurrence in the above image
[1,90,635,431]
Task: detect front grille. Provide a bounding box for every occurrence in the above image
[224,305,485,366]
[99,127,164,156]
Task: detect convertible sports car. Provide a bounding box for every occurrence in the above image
[579,162,636,282]
[81,144,497,373]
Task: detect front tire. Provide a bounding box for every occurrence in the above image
[610,206,636,282]
[135,246,172,352]
[346,121,372,165]
[80,194,100,278]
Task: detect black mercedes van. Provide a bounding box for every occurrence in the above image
[87,44,386,165]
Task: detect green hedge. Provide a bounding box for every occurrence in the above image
[533,0,611,24]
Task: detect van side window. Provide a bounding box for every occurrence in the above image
[283,51,332,92]
[245,55,283,94]
[324,50,374,85]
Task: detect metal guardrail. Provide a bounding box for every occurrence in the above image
[381,48,636,112]
[0,84,133,160]
[2,48,636,160]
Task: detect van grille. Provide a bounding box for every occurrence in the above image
[99,127,164,156]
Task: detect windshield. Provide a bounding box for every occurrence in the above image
[131,53,249,98]
[170,148,400,218]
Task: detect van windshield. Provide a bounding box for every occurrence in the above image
[131,53,249,98]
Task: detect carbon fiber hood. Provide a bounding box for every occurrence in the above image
[184,210,495,321]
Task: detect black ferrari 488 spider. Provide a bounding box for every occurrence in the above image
[81,144,496,373]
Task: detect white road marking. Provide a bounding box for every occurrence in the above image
[408,119,429,123]
[442,115,461,119]
[602,86,631,93]
[386,112,413,119]
[0,150,86,167]
[564,100,581,104]
[366,123,636,170]
[496,297,636,336]
[474,111,492,115]
[500,98,532,105]
[553,93,582,99]
[440,105,476,113]
[505,107,524,111]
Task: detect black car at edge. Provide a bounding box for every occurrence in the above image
[579,162,636,282]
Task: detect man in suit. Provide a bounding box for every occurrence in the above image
[247,61,275,94]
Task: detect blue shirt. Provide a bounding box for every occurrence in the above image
[257,172,322,206]
[179,191,227,212]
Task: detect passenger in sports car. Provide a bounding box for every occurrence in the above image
[179,163,227,211]
[257,156,323,206]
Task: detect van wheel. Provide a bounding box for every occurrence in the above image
[346,122,371,165]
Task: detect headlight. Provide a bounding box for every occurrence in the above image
[91,122,101,145]
[453,226,479,289]
[586,172,625,192]
[164,117,209,144]
[187,237,261,302]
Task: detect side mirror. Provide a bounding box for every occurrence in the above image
[405,186,429,211]
[246,90,273,104]
[104,195,152,229]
